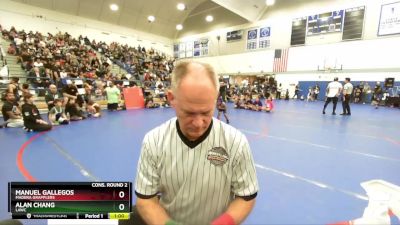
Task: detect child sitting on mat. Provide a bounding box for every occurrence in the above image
[48,99,69,125]
[86,100,101,118]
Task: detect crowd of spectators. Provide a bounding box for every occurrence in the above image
[1,24,174,129]
[219,77,276,113]
[93,40,175,86]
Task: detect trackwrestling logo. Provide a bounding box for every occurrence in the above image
[207,147,229,166]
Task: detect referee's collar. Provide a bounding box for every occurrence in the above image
[176,119,213,149]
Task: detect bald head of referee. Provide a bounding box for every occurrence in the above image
[168,61,219,141]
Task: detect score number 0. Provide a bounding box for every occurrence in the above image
[118,191,126,211]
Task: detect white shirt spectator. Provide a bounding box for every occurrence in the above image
[155,80,163,88]
[60,71,68,79]
[39,40,46,48]
[14,37,23,46]
[241,79,249,87]
[326,81,343,98]
[34,61,44,68]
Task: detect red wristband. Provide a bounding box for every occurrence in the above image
[211,213,235,225]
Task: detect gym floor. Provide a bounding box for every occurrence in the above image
[1,100,399,225]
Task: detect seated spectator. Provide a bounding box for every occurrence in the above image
[86,100,101,118]
[65,98,84,121]
[263,96,274,112]
[48,99,69,125]
[45,84,62,111]
[244,96,254,110]
[7,44,16,55]
[94,81,105,100]
[155,78,163,89]
[1,92,24,128]
[234,94,245,109]
[145,95,159,109]
[21,83,30,97]
[63,81,84,107]
[82,83,94,104]
[33,58,44,68]
[28,67,45,88]
[7,78,20,101]
[21,93,52,132]
[252,96,263,111]
[154,84,167,104]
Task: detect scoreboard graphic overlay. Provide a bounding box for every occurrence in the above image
[9,182,132,220]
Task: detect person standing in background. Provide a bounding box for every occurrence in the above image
[371,82,382,109]
[322,77,342,115]
[276,83,282,100]
[363,82,371,104]
[216,96,230,123]
[341,78,353,116]
[314,84,320,101]
[104,81,121,111]
[219,77,227,102]
[293,84,300,99]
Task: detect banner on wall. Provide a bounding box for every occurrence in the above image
[185,42,193,58]
[200,39,209,56]
[192,38,209,57]
[193,41,200,57]
[227,30,243,42]
[178,42,186,58]
[246,28,258,50]
[173,44,179,58]
[259,27,271,49]
[378,1,400,36]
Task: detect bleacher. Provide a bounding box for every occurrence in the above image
[0,25,173,120]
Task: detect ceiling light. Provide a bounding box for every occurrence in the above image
[147,15,155,22]
[266,0,275,6]
[205,15,214,22]
[177,3,186,11]
[110,4,119,11]
[176,24,183,30]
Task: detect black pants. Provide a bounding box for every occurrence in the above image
[323,97,338,113]
[293,90,299,99]
[25,123,52,132]
[118,206,146,225]
[276,91,281,100]
[342,94,351,114]
[108,103,119,111]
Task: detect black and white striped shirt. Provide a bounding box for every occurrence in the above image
[135,117,259,224]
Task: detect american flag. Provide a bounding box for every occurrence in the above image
[273,48,289,72]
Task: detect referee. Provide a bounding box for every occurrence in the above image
[341,78,353,115]
[131,61,259,225]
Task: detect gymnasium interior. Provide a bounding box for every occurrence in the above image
[1,0,400,224]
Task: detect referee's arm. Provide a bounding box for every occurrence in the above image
[135,135,170,225]
[136,196,170,225]
[222,196,256,225]
[217,136,259,225]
